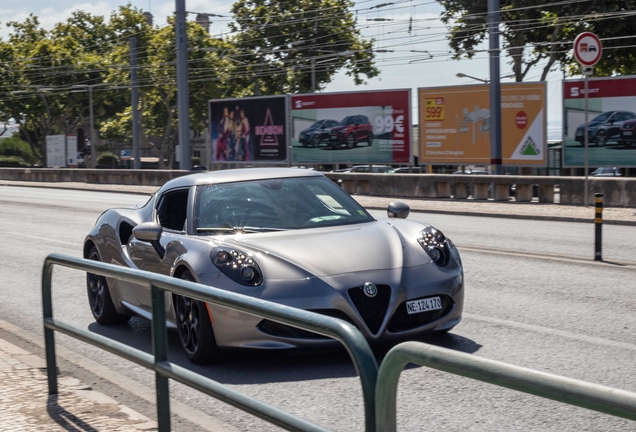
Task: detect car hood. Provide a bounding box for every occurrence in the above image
[227,221,414,277]
[578,120,605,129]
[330,125,348,132]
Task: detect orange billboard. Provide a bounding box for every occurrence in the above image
[418,82,547,166]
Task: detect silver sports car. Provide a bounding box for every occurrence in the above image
[84,168,464,363]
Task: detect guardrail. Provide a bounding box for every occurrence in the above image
[375,341,636,432]
[42,253,379,432]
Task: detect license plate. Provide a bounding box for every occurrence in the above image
[406,297,442,315]
[624,131,632,136]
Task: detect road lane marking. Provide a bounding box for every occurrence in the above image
[465,313,636,353]
[0,231,80,248]
[0,319,239,432]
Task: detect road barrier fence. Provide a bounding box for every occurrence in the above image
[42,254,636,431]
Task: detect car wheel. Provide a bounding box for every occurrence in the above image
[175,270,220,364]
[346,134,356,149]
[595,130,607,146]
[367,133,373,146]
[86,246,131,325]
[312,136,321,147]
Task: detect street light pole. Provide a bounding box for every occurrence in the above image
[311,58,316,93]
[176,0,191,170]
[88,86,96,169]
[488,0,503,175]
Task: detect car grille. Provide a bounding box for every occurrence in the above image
[257,309,356,340]
[348,285,391,334]
[388,295,454,332]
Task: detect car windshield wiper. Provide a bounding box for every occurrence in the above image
[197,226,286,233]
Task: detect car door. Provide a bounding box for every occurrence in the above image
[611,112,635,138]
[129,187,190,310]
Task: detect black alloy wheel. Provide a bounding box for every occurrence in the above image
[175,270,220,363]
[346,134,356,149]
[86,246,131,325]
[595,130,607,146]
[312,135,321,147]
[367,132,373,146]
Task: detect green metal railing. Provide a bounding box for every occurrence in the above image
[375,341,636,432]
[42,253,379,432]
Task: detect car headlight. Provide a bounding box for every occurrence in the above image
[211,247,263,286]
[417,226,450,267]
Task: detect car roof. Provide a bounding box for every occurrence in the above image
[158,168,324,193]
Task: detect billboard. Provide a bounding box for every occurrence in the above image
[418,82,547,166]
[563,75,636,167]
[209,95,288,163]
[291,90,411,164]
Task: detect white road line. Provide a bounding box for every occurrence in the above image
[0,319,240,432]
[465,313,636,353]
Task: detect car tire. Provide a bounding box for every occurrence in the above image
[346,134,356,149]
[595,130,607,146]
[312,136,321,147]
[175,270,220,364]
[86,246,131,325]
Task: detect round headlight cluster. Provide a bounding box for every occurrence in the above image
[211,247,263,286]
[417,226,450,267]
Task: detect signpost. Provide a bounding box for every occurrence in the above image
[573,32,602,206]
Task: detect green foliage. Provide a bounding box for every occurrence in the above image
[437,1,636,80]
[96,152,120,167]
[191,156,201,166]
[229,0,378,94]
[0,155,30,167]
[0,137,38,164]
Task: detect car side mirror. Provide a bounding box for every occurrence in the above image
[387,201,410,219]
[133,222,165,258]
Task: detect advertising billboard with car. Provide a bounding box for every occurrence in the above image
[291,90,411,164]
[417,82,547,166]
[209,95,289,164]
[563,75,636,167]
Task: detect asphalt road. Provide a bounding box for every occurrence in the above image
[1,185,635,431]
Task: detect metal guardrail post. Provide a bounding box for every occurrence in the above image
[151,284,171,431]
[376,341,636,432]
[594,193,603,261]
[41,259,58,395]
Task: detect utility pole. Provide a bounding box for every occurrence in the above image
[176,0,191,170]
[488,0,503,175]
[89,85,96,168]
[130,37,141,170]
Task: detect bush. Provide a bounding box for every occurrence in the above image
[0,137,37,164]
[96,152,120,168]
[191,156,201,166]
[0,155,30,167]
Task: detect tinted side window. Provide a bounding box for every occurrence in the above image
[157,189,189,231]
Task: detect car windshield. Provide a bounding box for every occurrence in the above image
[310,120,324,128]
[193,176,375,234]
[592,113,612,122]
[339,116,355,125]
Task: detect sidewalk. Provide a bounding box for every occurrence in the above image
[0,338,156,431]
[2,179,636,226]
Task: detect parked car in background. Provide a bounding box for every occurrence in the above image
[329,115,373,148]
[349,165,395,173]
[619,118,636,147]
[591,167,622,177]
[575,111,636,146]
[299,119,339,147]
[84,168,464,363]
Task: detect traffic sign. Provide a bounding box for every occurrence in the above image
[573,32,602,66]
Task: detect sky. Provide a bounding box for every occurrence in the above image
[0,0,567,139]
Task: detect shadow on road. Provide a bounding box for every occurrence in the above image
[87,318,481,385]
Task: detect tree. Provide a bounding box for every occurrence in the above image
[229,0,379,94]
[437,1,636,81]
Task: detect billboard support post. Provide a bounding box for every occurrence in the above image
[488,0,503,175]
[584,72,589,206]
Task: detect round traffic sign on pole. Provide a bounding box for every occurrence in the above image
[573,32,602,66]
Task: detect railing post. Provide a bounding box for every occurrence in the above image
[41,261,58,394]
[594,193,603,261]
[151,284,171,431]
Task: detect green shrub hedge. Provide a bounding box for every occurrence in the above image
[96,152,120,168]
[0,137,37,164]
[0,155,30,167]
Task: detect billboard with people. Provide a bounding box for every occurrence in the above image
[417,82,547,166]
[563,75,636,167]
[209,96,289,163]
[291,90,411,164]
